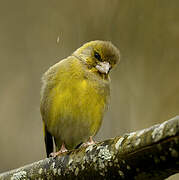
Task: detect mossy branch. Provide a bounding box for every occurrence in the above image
[1,116,179,180]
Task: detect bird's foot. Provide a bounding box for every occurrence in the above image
[50,143,68,157]
[82,136,97,147]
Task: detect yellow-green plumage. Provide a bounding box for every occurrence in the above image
[40,40,120,157]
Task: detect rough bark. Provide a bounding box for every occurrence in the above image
[1,116,179,180]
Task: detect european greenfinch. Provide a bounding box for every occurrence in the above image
[40,40,120,157]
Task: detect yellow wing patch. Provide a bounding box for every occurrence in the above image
[81,80,87,89]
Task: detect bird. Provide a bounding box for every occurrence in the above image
[40,40,120,157]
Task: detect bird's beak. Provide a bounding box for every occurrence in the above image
[96,62,111,74]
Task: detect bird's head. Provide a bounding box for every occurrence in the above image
[73,40,120,76]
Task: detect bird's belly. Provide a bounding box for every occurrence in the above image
[52,115,93,149]
[46,79,109,148]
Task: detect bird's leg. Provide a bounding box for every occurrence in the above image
[88,136,96,144]
[50,142,68,157]
[82,136,97,147]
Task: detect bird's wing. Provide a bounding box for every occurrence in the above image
[43,122,53,157]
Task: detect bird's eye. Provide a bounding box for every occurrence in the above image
[94,52,101,61]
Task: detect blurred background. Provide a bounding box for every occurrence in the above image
[0,0,179,179]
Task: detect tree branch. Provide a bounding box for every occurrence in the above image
[1,116,179,180]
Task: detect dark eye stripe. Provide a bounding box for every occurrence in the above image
[94,52,101,61]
